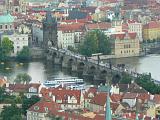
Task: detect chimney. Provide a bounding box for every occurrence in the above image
[52,95,55,102]
[49,92,52,97]
[6,82,9,88]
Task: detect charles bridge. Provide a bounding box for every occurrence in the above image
[46,47,144,84]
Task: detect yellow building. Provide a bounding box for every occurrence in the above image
[143,21,160,41]
[111,32,140,57]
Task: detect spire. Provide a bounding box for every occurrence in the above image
[44,9,56,24]
[105,79,112,120]
[135,98,139,120]
[113,3,121,20]
[135,112,139,120]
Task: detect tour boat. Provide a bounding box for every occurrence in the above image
[43,77,84,87]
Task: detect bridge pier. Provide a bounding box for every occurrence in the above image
[53,57,61,65]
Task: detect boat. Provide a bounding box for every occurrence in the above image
[43,77,84,87]
[52,77,84,84]
[43,81,59,87]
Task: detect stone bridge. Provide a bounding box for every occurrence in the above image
[46,47,160,85]
[46,47,130,84]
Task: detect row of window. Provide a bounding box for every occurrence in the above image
[121,50,135,54]
[0,24,12,29]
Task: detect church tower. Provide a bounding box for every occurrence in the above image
[111,4,123,33]
[43,10,57,50]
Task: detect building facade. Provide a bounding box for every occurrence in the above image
[127,20,143,42]
[43,11,57,50]
[58,23,84,49]
[1,34,29,56]
[0,13,14,32]
[111,32,140,57]
[143,21,160,41]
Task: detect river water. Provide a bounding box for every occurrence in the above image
[105,54,160,81]
[0,54,160,83]
[0,60,73,83]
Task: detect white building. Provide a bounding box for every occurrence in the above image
[58,23,84,48]
[0,13,15,32]
[127,20,143,42]
[1,34,29,56]
[122,93,138,108]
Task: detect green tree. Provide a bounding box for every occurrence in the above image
[135,73,160,94]
[0,37,14,61]
[17,46,31,61]
[79,30,111,56]
[0,87,6,102]
[22,95,40,115]
[67,45,77,53]
[0,104,22,120]
[120,72,132,84]
[14,73,32,84]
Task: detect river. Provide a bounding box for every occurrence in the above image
[0,54,160,83]
[0,60,73,83]
[104,54,160,81]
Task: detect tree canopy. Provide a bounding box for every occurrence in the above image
[14,73,32,84]
[16,46,31,61]
[120,72,132,84]
[78,30,111,56]
[0,37,14,61]
[0,104,22,120]
[135,73,160,94]
[22,95,40,115]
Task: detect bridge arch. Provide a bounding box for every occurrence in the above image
[52,52,57,57]
[88,65,96,75]
[112,74,121,84]
[100,69,107,74]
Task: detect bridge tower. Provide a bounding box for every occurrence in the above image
[43,10,57,50]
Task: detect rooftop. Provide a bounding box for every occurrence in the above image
[0,13,14,24]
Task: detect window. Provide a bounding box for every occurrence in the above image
[45,107,48,112]
[0,25,2,29]
[34,106,39,110]
[5,25,7,29]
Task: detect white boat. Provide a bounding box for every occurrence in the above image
[53,77,84,84]
[43,77,84,87]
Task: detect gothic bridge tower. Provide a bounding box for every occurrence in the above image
[43,10,57,50]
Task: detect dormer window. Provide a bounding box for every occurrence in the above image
[45,107,48,112]
[34,106,39,110]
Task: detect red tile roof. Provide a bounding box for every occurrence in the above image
[137,93,150,101]
[110,94,122,103]
[143,21,160,29]
[111,32,137,39]
[58,23,85,32]
[41,88,82,104]
[85,22,111,30]
[153,94,160,104]
[8,83,40,93]
[84,87,97,99]
[123,93,138,99]
[99,6,112,11]
[28,98,60,113]
[90,92,108,106]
